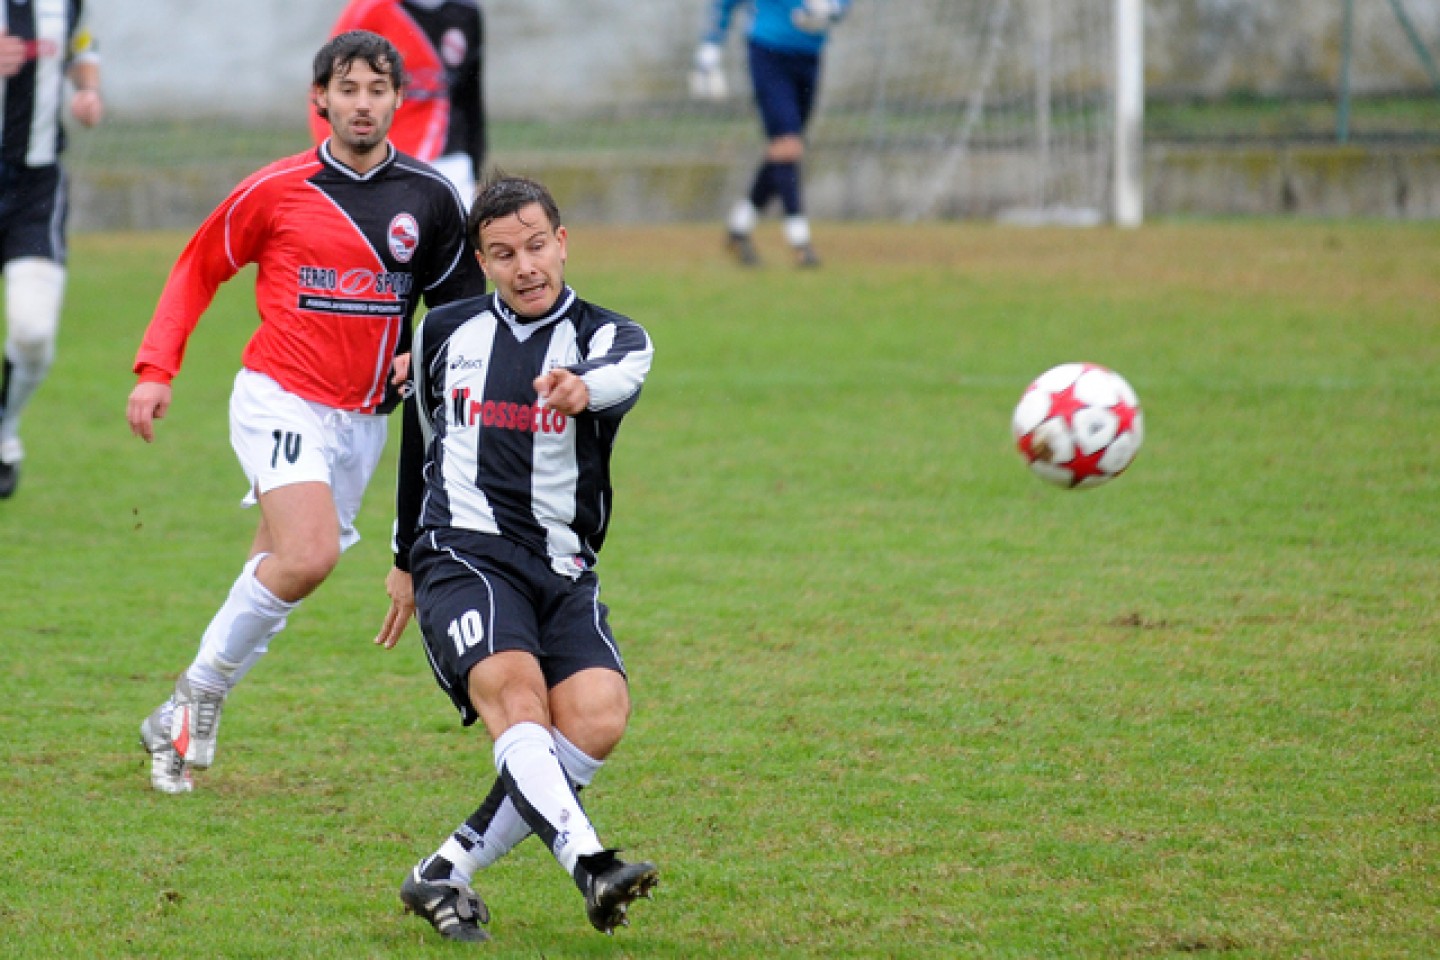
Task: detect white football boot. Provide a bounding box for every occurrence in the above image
[139,700,192,794]
[171,676,227,769]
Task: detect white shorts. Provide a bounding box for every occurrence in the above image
[229,368,389,551]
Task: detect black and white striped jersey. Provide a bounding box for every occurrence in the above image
[395,285,653,577]
[1,0,96,168]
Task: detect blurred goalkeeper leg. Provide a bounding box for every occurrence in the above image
[725,176,764,266]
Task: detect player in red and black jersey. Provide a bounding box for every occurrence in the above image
[127,31,487,795]
[313,0,485,205]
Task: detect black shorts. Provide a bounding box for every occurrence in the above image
[0,163,67,265]
[410,528,627,726]
[747,40,820,140]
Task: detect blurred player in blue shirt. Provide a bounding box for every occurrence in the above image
[692,0,851,268]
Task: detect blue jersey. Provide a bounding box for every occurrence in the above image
[701,0,850,57]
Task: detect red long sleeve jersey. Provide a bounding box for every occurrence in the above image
[133,142,486,412]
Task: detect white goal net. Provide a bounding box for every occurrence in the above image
[69,0,1133,229]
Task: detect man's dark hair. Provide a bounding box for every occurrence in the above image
[468,173,563,246]
[312,31,406,120]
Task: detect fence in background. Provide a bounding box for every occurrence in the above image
[66,0,1440,228]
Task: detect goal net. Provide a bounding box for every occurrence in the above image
[68,0,1131,229]
[486,0,1126,225]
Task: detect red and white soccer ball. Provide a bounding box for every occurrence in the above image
[1012,363,1143,489]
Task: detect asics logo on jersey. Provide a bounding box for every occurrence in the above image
[389,213,421,263]
[450,387,568,434]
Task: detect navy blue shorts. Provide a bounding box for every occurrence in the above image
[410,528,627,726]
[747,39,821,140]
[0,163,67,265]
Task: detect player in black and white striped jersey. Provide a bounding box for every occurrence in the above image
[375,174,658,941]
[0,0,101,497]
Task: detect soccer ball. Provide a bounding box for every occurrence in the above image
[1011,363,1143,489]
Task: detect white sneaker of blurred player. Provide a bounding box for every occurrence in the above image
[171,675,227,769]
[139,701,192,794]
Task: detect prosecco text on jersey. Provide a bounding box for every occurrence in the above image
[450,387,568,434]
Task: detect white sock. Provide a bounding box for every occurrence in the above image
[728,199,758,236]
[552,728,603,788]
[784,215,812,247]
[452,795,531,877]
[0,356,46,450]
[226,621,284,687]
[438,728,605,882]
[494,722,602,875]
[1,258,62,451]
[187,553,298,693]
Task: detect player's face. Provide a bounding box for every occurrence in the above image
[476,203,569,318]
[315,60,401,161]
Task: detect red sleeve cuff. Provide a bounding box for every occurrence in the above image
[135,364,174,385]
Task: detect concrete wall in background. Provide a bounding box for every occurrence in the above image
[74,1,1440,225]
[95,1,1440,122]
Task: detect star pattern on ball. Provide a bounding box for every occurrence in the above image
[1065,446,1109,486]
[1013,364,1143,490]
[1045,382,1086,428]
[1111,398,1139,437]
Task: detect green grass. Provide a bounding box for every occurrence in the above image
[1,221,1437,958]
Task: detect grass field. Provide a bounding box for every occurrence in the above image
[1,220,1437,959]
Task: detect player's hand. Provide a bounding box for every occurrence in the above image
[0,32,25,78]
[534,368,589,416]
[70,89,103,127]
[391,351,412,387]
[689,42,728,100]
[375,567,415,650]
[126,381,172,443]
[792,0,842,34]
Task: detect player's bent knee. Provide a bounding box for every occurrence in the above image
[551,670,631,755]
[265,541,341,598]
[4,258,65,361]
[293,546,342,590]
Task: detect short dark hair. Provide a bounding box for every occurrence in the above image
[312,31,405,120]
[468,173,563,247]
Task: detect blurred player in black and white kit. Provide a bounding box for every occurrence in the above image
[0,0,101,498]
[314,0,485,205]
[691,0,850,268]
[374,175,659,942]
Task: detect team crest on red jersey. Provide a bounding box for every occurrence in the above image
[389,213,420,263]
[441,29,468,67]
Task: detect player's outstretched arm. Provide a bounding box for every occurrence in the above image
[126,381,172,443]
[534,368,590,416]
[375,567,415,649]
